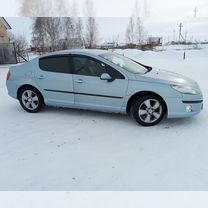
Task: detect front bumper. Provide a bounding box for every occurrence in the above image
[165,95,203,118]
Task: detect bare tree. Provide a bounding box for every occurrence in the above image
[85,17,98,48]
[31,17,62,52]
[76,18,84,45]
[126,0,147,45]
[20,0,69,16]
[45,18,62,51]
[135,17,145,44]
[84,0,98,48]
[143,0,151,18]
[70,0,78,17]
[9,32,28,61]
[31,17,83,52]
[62,17,76,49]
[56,0,70,16]
[134,0,140,19]
[20,0,51,16]
[126,17,135,44]
[31,17,47,53]
[63,17,76,39]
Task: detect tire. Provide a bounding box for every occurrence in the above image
[131,95,166,126]
[19,86,43,113]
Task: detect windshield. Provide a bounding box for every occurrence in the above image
[100,52,148,74]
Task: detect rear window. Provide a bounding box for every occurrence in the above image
[39,56,70,73]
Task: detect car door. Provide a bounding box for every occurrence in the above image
[72,55,128,112]
[35,55,74,106]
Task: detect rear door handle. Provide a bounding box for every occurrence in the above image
[38,75,46,79]
[74,79,84,83]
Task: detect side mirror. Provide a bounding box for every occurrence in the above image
[100,73,114,82]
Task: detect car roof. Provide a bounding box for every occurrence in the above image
[40,49,109,58]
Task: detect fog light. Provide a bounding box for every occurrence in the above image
[186,105,192,112]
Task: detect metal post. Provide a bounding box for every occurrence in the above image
[183,51,186,60]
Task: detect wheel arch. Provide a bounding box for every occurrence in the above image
[17,84,44,103]
[126,91,168,114]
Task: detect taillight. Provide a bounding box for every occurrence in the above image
[7,70,11,81]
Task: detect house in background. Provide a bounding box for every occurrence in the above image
[100,42,118,49]
[147,37,163,46]
[0,17,11,44]
[0,17,17,64]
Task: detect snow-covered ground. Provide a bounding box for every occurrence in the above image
[0,47,208,191]
[1,192,208,208]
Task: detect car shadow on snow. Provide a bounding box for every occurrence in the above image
[43,106,131,121]
[162,116,200,128]
[39,106,199,128]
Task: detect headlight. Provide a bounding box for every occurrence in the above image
[171,85,199,95]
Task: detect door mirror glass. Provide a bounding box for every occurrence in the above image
[100,73,114,82]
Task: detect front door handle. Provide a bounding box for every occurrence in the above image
[38,75,46,79]
[74,79,84,83]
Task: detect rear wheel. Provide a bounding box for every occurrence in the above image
[19,86,43,113]
[132,95,166,126]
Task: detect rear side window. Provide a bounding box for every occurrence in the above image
[39,56,70,74]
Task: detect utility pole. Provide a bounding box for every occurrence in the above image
[179,23,183,42]
[194,7,197,17]
[183,51,186,60]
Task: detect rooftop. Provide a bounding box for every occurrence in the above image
[0,17,12,29]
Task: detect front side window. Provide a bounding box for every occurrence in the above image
[39,56,70,74]
[100,52,148,74]
[73,55,125,79]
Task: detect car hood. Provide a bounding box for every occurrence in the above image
[137,68,199,88]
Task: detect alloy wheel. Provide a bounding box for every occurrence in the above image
[138,99,162,123]
[21,90,39,110]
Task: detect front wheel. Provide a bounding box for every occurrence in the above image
[132,95,166,126]
[19,87,43,113]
